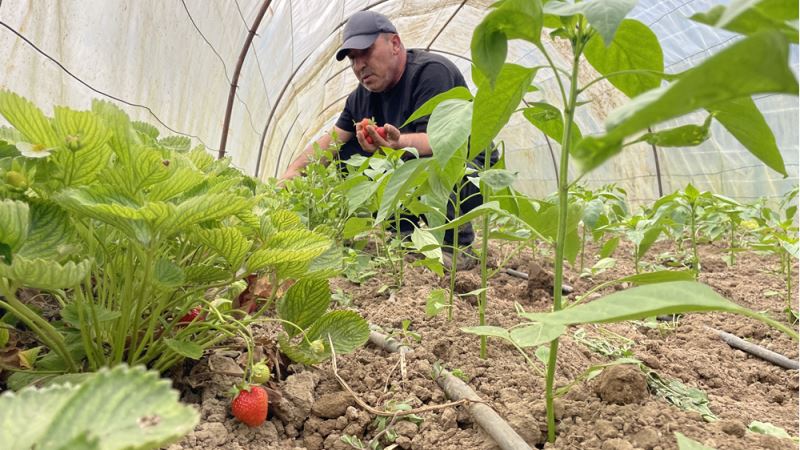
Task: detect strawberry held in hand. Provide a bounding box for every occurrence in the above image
[358,117,386,145]
[231,385,269,427]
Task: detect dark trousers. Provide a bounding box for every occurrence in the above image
[394,174,482,247]
[378,149,498,248]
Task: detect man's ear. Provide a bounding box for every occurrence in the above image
[391,34,402,52]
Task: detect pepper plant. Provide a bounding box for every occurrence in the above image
[611,209,664,273]
[417,0,797,443]
[696,194,747,266]
[274,144,351,240]
[652,184,708,276]
[749,187,799,323]
[566,183,628,272]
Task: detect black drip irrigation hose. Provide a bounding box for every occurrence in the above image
[704,326,799,371]
[367,327,533,450]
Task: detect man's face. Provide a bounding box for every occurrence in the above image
[347,34,402,93]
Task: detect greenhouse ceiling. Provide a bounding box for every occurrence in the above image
[0,0,797,205]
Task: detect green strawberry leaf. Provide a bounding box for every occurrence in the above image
[0,256,90,289]
[51,107,113,187]
[159,136,191,152]
[280,311,369,364]
[17,201,77,260]
[248,229,331,272]
[192,227,252,269]
[0,90,59,147]
[184,264,231,284]
[154,258,185,288]
[0,199,29,254]
[0,365,198,450]
[278,279,331,337]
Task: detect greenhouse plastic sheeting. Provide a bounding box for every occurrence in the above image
[0,0,797,206]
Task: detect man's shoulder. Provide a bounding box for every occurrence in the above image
[407,49,460,72]
[408,48,461,80]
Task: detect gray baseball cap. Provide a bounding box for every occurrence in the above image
[335,11,397,61]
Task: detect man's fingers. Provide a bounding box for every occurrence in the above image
[366,126,385,145]
[384,124,401,141]
[357,127,377,153]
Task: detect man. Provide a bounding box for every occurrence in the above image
[280,10,496,269]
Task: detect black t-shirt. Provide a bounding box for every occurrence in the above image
[335,49,496,167]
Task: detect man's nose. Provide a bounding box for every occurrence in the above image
[351,54,366,72]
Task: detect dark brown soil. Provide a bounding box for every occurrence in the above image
[166,240,799,450]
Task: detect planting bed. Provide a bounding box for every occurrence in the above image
[167,241,798,450]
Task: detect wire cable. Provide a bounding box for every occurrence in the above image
[426,1,467,51]
[180,0,260,136]
[665,35,738,69]
[646,0,696,28]
[180,0,231,77]
[0,19,218,150]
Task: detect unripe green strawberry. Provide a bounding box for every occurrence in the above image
[5,171,27,188]
[231,385,268,427]
[251,361,271,384]
[65,134,81,151]
[309,339,325,354]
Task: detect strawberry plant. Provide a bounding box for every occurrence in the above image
[0,91,369,386]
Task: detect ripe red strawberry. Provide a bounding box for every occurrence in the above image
[357,117,386,145]
[231,385,268,427]
[178,307,203,324]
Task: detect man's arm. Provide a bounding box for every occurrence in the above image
[279,126,353,182]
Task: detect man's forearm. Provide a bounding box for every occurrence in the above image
[397,132,432,157]
[280,133,335,180]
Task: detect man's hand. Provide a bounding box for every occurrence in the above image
[356,119,401,153]
[276,170,300,188]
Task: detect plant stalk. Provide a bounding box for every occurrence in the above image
[545,31,584,444]
[579,225,587,272]
[479,201,490,359]
[728,225,736,266]
[690,203,700,277]
[785,252,794,323]
[0,283,77,372]
[449,192,461,320]
[394,211,404,287]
